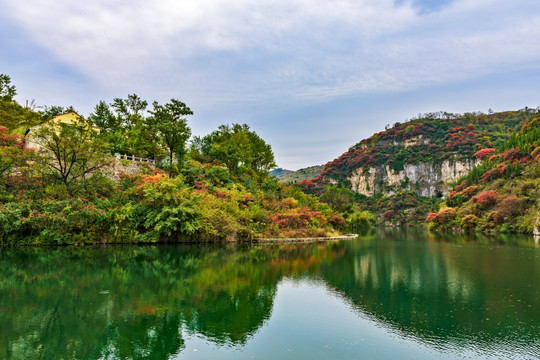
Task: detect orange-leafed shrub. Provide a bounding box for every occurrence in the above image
[497,162,507,175]
[474,190,497,206]
[474,148,495,160]
[427,208,456,224]
[531,147,540,159]
[461,214,478,229]
[437,207,456,223]
[280,197,298,209]
[488,211,504,224]
[461,185,479,198]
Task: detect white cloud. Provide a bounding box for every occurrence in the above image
[2,0,540,108]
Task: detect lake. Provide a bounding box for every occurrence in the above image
[1,228,539,359]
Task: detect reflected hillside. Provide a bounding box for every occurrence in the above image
[320,228,540,352]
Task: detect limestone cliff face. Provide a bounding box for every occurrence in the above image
[348,158,478,197]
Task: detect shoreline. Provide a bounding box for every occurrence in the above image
[252,234,358,243]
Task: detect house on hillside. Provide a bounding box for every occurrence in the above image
[24,111,101,150]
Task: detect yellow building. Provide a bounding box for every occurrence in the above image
[24,112,101,149]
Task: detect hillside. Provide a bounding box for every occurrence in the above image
[298,109,536,226]
[278,165,323,184]
[427,115,540,234]
[270,168,294,178]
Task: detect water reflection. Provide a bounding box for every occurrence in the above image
[0,229,538,359]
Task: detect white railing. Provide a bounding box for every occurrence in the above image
[115,154,156,166]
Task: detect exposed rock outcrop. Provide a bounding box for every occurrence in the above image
[348,157,478,197]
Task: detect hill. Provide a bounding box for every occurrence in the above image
[298,109,536,226]
[278,165,323,184]
[270,168,294,178]
[427,115,540,234]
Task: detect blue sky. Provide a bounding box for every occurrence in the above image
[1,0,540,170]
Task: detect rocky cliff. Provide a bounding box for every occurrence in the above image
[348,157,479,197]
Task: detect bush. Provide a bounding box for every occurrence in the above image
[474,148,495,160]
[461,214,478,229]
[497,194,524,217]
[473,190,497,207]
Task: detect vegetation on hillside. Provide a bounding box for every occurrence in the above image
[300,110,533,192]
[296,110,537,230]
[278,165,323,184]
[0,74,348,245]
[427,114,540,234]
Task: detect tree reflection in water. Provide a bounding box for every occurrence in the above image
[0,229,538,359]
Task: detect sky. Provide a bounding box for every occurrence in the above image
[1,0,540,170]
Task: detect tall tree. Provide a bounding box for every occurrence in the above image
[34,116,110,196]
[197,124,276,174]
[88,101,126,154]
[151,99,193,174]
[111,94,148,129]
[0,74,16,101]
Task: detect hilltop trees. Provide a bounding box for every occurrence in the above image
[191,124,276,176]
[88,95,193,168]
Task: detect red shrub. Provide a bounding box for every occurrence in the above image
[329,214,346,230]
[474,148,495,160]
[474,190,497,206]
[481,169,500,183]
[501,148,522,161]
[426,212,438,222]
[383,210,395,220]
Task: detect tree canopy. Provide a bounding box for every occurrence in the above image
[192,123,276,175]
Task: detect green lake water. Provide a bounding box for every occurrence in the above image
[1,228,539,359]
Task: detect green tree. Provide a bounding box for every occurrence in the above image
[150,99,193,175]
[0,74,16,101]
[0,74,40,131]
[319,185,354,213]
[88,101,126,154]
[34,116,111,196]
[111,94,148,129]
[197,124,276,175]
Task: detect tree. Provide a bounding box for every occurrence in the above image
[0,74,16,101]
[150,99,193,175]
[0,126,24,187]
[40,105,77,121]
[0,74,40,131]
[111,94,148,129]
[88,101,126,154]
[319,185,354,213]
[34,116,110,196]
[197,124,276,175]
